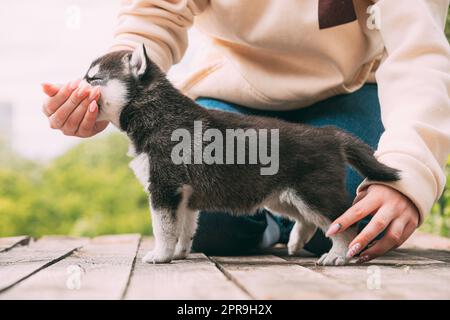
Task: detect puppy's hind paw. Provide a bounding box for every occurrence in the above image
[287,240,305,256]
[172,248,189,260]
[142,250,173,264]
[316,252,348,266]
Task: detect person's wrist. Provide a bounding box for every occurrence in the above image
[108,45,134,53]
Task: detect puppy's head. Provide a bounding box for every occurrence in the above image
[83,44,158,126]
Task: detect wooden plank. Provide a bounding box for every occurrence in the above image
[0,236,30,253]
[211,255,376,299]
[401,231,450,251]
[283,253,450,299]
[124,238,248,299]
[272,246,445,266]
[0,236,87,294]
[373,250,446,266]
[396,248,450,264]
[0,234,140,300]
[270,248,444,268]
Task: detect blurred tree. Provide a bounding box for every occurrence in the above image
[0,134,151,237]
[421,157,450,237]
[446,9,450,41]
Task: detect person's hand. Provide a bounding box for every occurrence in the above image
[41,79,109,137]
[326,184,420,263]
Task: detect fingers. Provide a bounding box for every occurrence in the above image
[326,185,420,263]
[42,78,107,138]
[93,121,110,134]
[42,79,81,116]
[352,189,368,205]
[346,204,397,258]
[326,190,380,237]
[76,100,103,137]
[49,84,94,130]
[357,218,413,263]
[60,87,101,136]
[42,83,61,97]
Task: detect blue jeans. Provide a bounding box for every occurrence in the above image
[191,84,384,256]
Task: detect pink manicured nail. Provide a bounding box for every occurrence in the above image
[62,82,71,92]
[357,255,370,264]
[70,79,81,90]
[41,83,53,91]
[78,84,91,97]
[89,101,97,113]
[326,223,341,237]
[346,243,361,258]
[89,86,101,100]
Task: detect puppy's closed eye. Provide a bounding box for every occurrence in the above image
[87,76,104,85]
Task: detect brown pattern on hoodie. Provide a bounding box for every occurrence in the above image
[318,0,357,29]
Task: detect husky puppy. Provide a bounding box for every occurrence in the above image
[83,44,400,266]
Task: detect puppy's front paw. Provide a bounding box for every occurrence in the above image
[316,252,348,266]
[173,248,189,260]
[142,250,173,264]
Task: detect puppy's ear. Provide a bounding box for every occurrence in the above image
[130,44,149,78]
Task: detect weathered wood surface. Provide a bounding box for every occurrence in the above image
[124,238,248,299]
[0,232,449,299]
[0,236,30,253]
[282,251,449,299]
[210,254,376,299]
[1,235,140,299]
[0,236,87,294]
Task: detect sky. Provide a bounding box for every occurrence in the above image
[0,0,201,161]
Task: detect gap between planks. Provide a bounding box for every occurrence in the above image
[0,236,249,300]
[0,236,87,295]
[277,249,450,299]
[123,238,249,299]
[0,236,31,253]
[2,234,450,300]
[210,254,372,299]
[0,234,141,299]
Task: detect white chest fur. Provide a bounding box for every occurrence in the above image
[128,144,150,192]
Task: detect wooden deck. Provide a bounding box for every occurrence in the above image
[0,232,449,299]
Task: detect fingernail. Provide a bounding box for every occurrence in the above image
[78,84,90,97]
[41,83,52,91]
[89,100,97,113]
[77,85,86,97]
[326,223,341,237]
[346,243,361,258]
[78,79,88,88]
[70,79,81,90]
[357,254,370,264]
[62,82,71,91]
[89,86,100,100]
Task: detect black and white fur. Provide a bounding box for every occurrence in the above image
[84,45,400,266]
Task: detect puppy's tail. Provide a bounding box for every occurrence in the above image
[328,127,400,182]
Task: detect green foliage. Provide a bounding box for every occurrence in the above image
[421,157,450,237]
[446,9,450,42]
[0,134,151,237]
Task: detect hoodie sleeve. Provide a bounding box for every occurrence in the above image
[357,0,450,224]
[110,0,208,72]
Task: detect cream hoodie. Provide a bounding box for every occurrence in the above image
[110,0,450,223]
